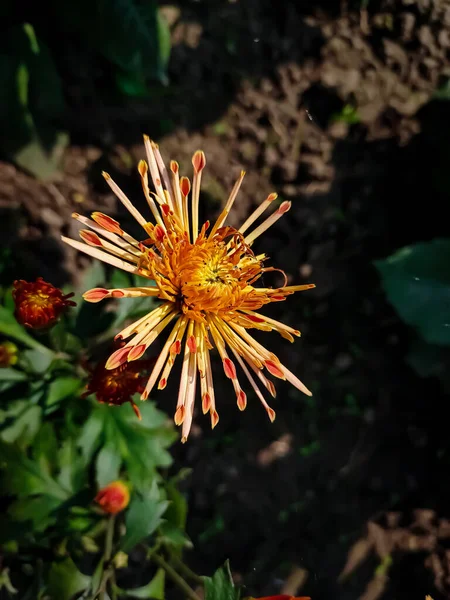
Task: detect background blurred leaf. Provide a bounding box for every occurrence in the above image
[203,561,240,600]
[0,400,42,446]
[47,557,90,600]
[0,368,27,382]
[0,24,67,179]
[48,0,170,85]
[375,239,450,346]
[0,305,53,354]
[46,376,83,409]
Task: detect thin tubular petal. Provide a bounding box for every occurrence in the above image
[238,192,278,234]
[102,172,149,229]
[143,135,166,203]
[244,201,291,245]
[61,237,137,274]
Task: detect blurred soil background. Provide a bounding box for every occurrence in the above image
[2,0,450,598]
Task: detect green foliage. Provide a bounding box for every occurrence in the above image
[0,265,244,599]
[204,561,241,600]
[375,238,450,387]
[0,2,171,177]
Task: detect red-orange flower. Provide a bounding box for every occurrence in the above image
[85,355,155,419]
[95,481,130,514]
[12,277,76,329]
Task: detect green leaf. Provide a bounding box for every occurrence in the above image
[23,348,54,373]
[77,405,104,464]
[8,494,61,531]
[33,422,58,476]
[0,305,53,353]
[47,557,91,600]
[203,561,240,600]
[95,440,122,488]
[92,401,176,489]
[0,24,67,179]
[0,401,42,446]
[120,483,169,552]
[0,368,27,382]
[117,568,165,598]
[46,376,83,408]
[0,441,69,500]
[48,0,169,84]
[375,239,450,346]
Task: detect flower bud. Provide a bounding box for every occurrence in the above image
[0,341,18,367]
[12,278,76,329]
[95,481,130,514]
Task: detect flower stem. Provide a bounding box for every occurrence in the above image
[168,551,204,585]
[151,553,202,600]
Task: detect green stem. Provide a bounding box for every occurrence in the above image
[151,553,202,600]
[168,552,204,585]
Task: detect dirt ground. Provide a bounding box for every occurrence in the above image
[2,1,450,598]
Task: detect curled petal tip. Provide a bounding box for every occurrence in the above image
[83,288,109,303]
[174,405,185,426]
[211,409,219,429]
[278,200,291,214]
[138,160,148,176]
[105,347,130,370]
[102,171,110,180]
[192,150,206,173]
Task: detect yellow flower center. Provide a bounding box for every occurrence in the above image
[141,225,265,322]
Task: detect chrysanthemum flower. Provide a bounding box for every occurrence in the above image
[84,354,155,420]
[0,341,18,367]
[95,480,130,514]
[63,136,315,441]
[12,277,76,329]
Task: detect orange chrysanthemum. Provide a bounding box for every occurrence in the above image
[85,355,155,420]
[95,481,130,514]
[12,277,76,329]
[63,135,315,441]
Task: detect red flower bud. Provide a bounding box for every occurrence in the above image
[12,278,76,329]
[95,481,130,514]
[84,352,155,420]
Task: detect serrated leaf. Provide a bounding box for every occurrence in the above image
[47,557,91,600]
[120,483,168,552]
[117,568,165,598]
[0,441,69,500]
[204,561,240,600]
[375,239,450,346]
[92,401,176,489]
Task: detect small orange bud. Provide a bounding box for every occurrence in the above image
[12,278,76,329]
[0,341,18,367]
[95,481,130,514]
